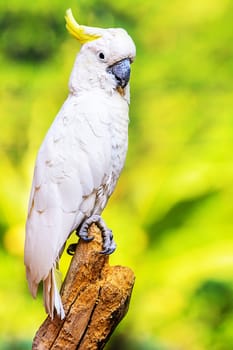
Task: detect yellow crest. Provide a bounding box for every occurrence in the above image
[65,9,101,44]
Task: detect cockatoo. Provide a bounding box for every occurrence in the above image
[24,9,136,319]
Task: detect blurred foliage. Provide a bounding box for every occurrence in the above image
[0,11,65,62]
[1,0,233,349]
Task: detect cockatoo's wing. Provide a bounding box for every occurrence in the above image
[24,92,112,300]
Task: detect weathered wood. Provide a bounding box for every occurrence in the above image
[32,224,135,350]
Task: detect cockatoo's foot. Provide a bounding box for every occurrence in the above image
[78,214,116,255]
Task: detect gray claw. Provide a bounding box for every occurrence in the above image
[100,229,116,255]
[100,244,116,255]
[77,214,116,255]
[77,220,94,241]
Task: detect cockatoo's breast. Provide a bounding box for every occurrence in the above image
[75,89,129,202]
[109,96,129,174]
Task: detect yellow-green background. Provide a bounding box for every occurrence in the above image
[1,0,233,349]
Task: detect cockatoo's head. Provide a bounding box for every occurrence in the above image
[65,9,136,99]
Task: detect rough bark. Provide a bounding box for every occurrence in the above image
[32,224,135,350]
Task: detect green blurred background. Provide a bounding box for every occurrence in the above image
[1,0,233,349]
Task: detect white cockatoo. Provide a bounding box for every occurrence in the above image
[24,9,136,319]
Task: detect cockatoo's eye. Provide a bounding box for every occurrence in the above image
[98,52,105,60]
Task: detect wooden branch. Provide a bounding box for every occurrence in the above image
[32,224,135,350]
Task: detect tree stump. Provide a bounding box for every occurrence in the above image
[32,224,135,349]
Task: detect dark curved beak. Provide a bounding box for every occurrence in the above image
[108,58,131,88]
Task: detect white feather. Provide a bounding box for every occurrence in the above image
[24,25,136,318]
